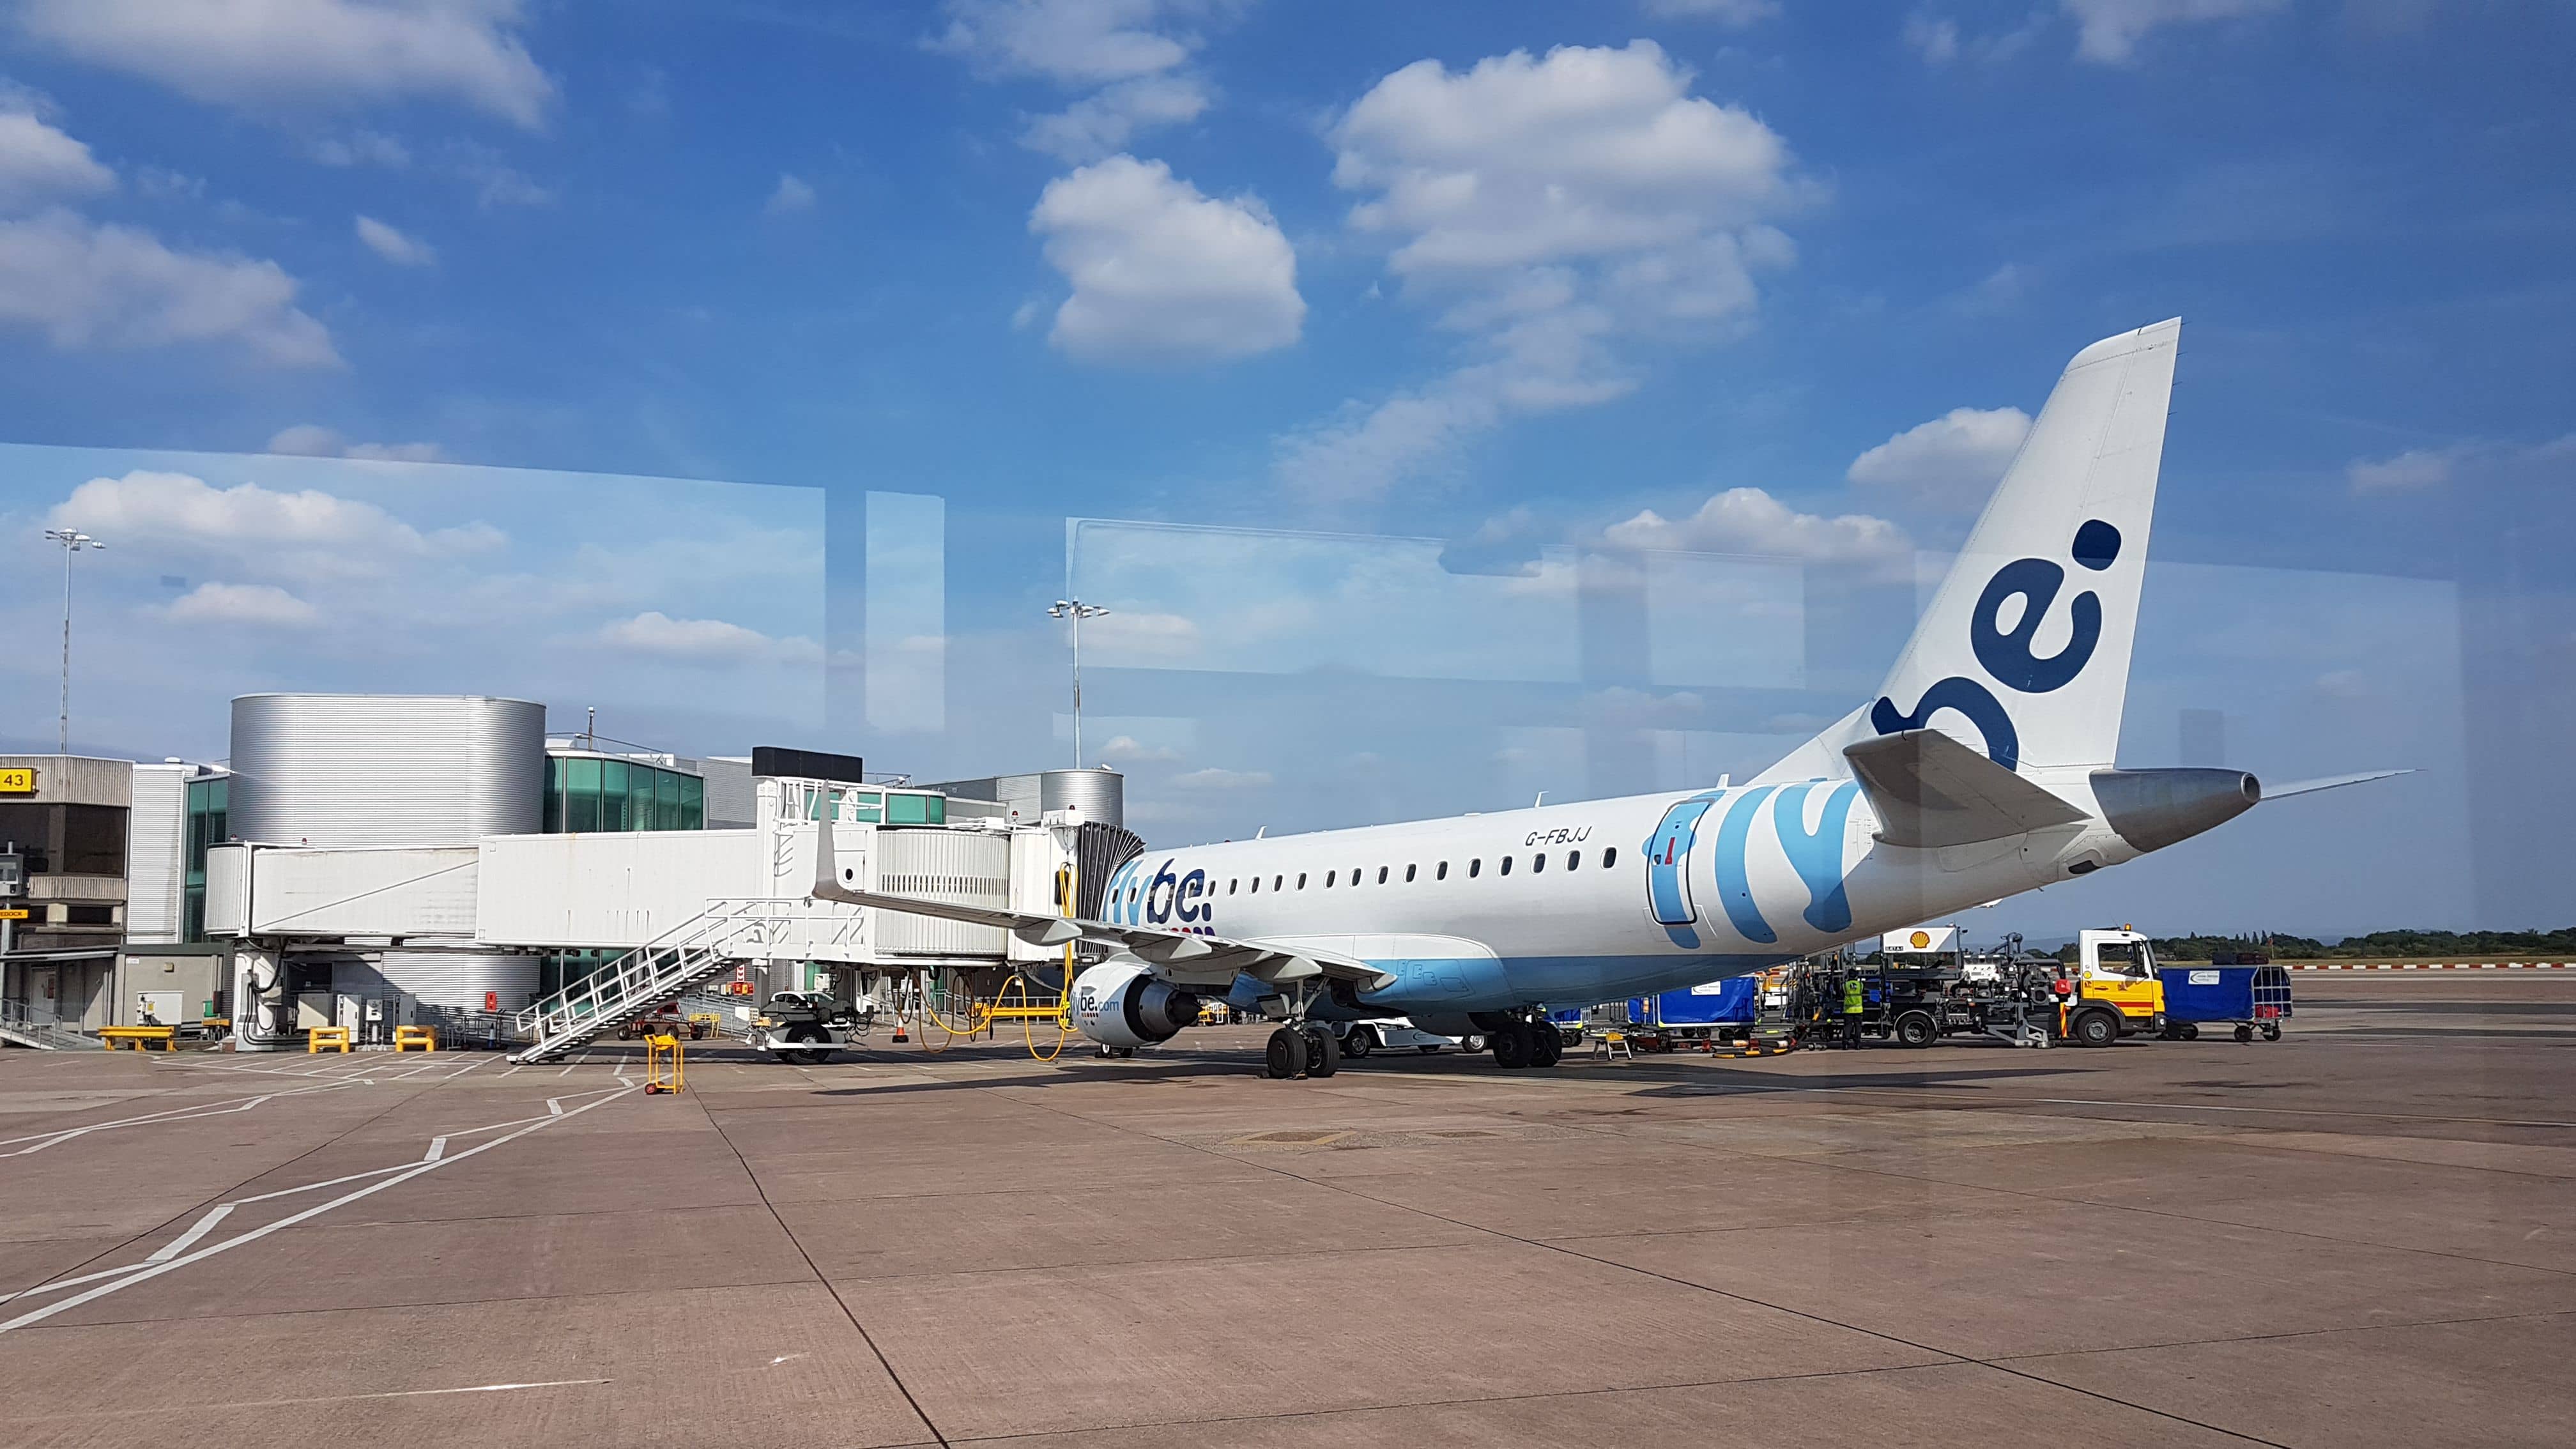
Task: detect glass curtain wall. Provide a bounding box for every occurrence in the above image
[182,776,227,942]
[542,756,705,834]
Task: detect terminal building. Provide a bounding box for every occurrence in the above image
[1,693,1129,1051]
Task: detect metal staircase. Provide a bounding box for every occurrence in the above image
[509,898,825,1064]
[1,999,102,1051]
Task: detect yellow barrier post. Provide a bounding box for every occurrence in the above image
[645,1032,684,1094]
[100,1025,177,1052]
[307,1025,351,1054]
[392,1025,438,1052]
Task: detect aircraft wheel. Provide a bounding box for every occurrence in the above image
[1529,1025,1562,1068]
[1492,1022,1533,1069]
[1265,1026,1309,1079]
[1343,1027,1374,1059]
[1303,1025,1340,1078]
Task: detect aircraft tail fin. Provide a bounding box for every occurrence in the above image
[1860,318,2180,775]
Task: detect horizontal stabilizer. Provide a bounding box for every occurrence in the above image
[1844,729,2089,848]
[2264,768,2414,799]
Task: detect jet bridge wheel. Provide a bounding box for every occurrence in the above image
[783,1025,835,1065]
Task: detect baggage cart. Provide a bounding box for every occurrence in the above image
[2156,964,2293,1042]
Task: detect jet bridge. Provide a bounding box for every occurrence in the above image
[208,776,1141,1054]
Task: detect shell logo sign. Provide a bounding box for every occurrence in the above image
[1910,930,1933,949]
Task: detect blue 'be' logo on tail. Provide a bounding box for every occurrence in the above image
[1870,519,2121,769]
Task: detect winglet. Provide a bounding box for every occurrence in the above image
[813,818,862,905]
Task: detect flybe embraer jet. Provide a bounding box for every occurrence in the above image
[818,319,2358,1077]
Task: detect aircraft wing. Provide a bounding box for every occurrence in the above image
[1844,729,2090,848]
[810,823,1395,993]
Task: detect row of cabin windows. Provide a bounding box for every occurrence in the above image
[1122,847,1621,905]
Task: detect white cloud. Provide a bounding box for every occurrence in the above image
[601,611,823,667]
[355,214,435,266]
[1846,406,2034,507]
[1604,487,1912,567]
[309,130,411,167]
[2349,441,2483,494]
[1029,155,1302,364]
[2346,445,2463,494]
[0,109,116,211]
[1096,734,1181,763]
[51,470,496,561]
[266,425,444,463]
[17,0,555,128]
[1172,765,1272,790]
[1086,609,1202,661]
[1906,10,2050,65]
[0,210,337,365]
[1020,74,1209,163]
[1641,0,1779,22]
[1284,42,1805,503]
[765,173,816,215]
[442,142,551,206]
[929,0,1211,86]
[2061,0,2290,64]
[932,2,1228,162]
[167,581,321,628]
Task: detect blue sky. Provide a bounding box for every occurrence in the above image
[0,1,2568,934]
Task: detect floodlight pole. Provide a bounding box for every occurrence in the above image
[43,530,103,754]
[1047,600,1109,770]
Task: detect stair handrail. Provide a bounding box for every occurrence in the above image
[512,896,853,1045]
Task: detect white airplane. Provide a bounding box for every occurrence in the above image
[816,319,2391,1078]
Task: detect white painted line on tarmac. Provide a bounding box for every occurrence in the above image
[33,1379,616,1420]
[144,1204,234,1263]
[0,1085,638,1333]
[0,1082,360,1157]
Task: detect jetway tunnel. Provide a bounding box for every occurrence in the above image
[207,774,1142,1054]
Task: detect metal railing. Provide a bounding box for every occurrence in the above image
[508,898,847,1064]
[0,998,102,1050]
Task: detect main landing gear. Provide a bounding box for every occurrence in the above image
[1487,1015,1562,1071]
[1264,1023,1341,1080]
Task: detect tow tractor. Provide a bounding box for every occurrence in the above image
[749,990,877,1064]
[1324,1016,1482,1057]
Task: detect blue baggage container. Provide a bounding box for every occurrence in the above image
[1646,977,1760,1027]
[2158,965,2293,1024]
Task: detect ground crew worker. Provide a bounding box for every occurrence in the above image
[1841,974,1865,1048]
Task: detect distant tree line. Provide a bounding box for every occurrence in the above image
[2058,928,2576,962]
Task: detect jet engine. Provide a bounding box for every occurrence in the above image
[1071,960,1202,1049]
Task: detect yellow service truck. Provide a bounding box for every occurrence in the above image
[1875,927,2166,1048]
[2054,928,2169,1045]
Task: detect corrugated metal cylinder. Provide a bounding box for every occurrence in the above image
[228,694,546,1009]
[1039,768,1123,827]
